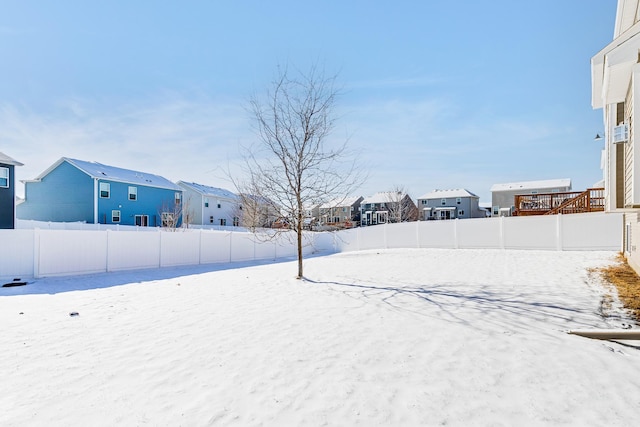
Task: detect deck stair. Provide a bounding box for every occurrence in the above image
[513,188,604,216]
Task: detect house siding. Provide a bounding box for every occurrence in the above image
[417,196,483,220]
[0,163,16,229]
[18,159,182,226]
[96,181,179,226]
[18,161,94,223]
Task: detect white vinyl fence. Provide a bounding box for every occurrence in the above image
[0,212,623,281]
[1,229,335,280]
[334,212,623,253]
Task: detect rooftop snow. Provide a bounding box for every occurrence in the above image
[64,158,181,191]
[417,189,478,200]
[178,181,239,199]
[490,178,571,192]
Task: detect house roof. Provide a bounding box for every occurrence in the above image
[0,152,24,166]
[30,158,181,191]
[490,178,571,193]
[177,181,239,200]
[417,189,478,200]
[362,192,409,204]
[319,196,363,209]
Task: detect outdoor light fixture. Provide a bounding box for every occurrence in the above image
[594,133,603,141]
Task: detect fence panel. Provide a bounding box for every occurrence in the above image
[358,226,386,250]
[503,215,557,250]
[160,231,202,267]
[38,230,108,277]
[230,233,258,262]
[200,231,232,264]
[561,212,622,250]
[0,230,34,280]
[386,222,418,249]
[457,217,501,249]
[311,232,336,253]
[418,221,456,249]
[107,231,161,271]
[333,228,359,252]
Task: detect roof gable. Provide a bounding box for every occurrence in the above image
[0,152,24,166]
[178,181,239,200]
[362,192,410,204]
[418,189,478,200]
[490,178,571,193]
[33,158,181,191]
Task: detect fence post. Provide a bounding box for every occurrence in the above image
[454,219,459,249]
[556,214,563,251]
[106,229,111,272]
[158,229,163,268]
[499,216,505,249]
[33,228,41,279]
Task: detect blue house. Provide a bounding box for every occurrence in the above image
[17,158,183,227]
[0,152,24,229]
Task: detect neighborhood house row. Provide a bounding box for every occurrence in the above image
[1,154,574,229]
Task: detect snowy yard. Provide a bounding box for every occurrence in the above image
[1,248,639,426]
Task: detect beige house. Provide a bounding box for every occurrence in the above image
[318,196,363,229]
[592,0,640,211]
[592,0,640,272]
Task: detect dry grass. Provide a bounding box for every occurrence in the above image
[595,254,640,321]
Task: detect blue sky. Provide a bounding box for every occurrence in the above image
[1,1,617,202]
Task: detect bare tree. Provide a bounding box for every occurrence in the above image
[385,187,418,223]
[159,199,183,231]
[239,64,361,279]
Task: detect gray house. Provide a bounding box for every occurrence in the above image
[490,178,571,217]
[417,189,487,220]
[0,152,24,229]
[360,191,418,226]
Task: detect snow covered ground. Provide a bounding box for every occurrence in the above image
[1,248,639,426]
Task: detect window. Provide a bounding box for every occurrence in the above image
[441,198,446,206]
[135,215,148,226]
[210,216,214,224]
[458,210,464,216]
[204,198,209,208]
[456,198,461,204]
[220,218,226,226]
[128,186,137,201]
[0,167,8,188]
[492,206,499,216]
[100,182,110,198]
[233,216,239,227]
[112,210,121,223]
[175,192,181,204]
[217,201,221,208]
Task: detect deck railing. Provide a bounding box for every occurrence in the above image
[513,188,605,216]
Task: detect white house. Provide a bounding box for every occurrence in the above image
[490,178,571,217]
[416,189,487,220]
[177,181,240,227]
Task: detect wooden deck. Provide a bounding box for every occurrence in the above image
[513,188,605,216]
